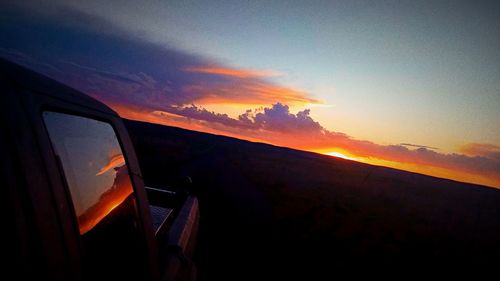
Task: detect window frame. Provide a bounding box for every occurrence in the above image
[41,108,141,230]
[42,111,137,233]
[21,90,158,280]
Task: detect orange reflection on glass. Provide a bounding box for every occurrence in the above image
[78,164,133,234]
[43,111,146,279]
[42,111,141,234]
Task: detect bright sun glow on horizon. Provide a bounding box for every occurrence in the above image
[325,151,355,160]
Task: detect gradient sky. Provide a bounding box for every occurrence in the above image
[1,0,499,188]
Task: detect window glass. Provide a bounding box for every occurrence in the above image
[43,111,145,279]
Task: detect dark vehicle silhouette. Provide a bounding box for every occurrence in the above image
[0,58,199,281]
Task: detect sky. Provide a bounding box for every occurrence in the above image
[1,0,499,188]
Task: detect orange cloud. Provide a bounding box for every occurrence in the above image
[179,66,320,105]
[461,143,500,159]
[71,58,321,108]
[191,82,320,105]
[184,66,282,78]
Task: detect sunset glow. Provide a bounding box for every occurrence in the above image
[79,196,128,235]
[2,1,499,189]
[359,156,498,189]
[184,66,281,78]
[325,152,354,160]
[107,103,500,188]
[78,165,134,235]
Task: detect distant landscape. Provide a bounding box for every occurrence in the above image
[125,119,500,280]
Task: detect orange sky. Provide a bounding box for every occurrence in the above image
[109,99,500,189]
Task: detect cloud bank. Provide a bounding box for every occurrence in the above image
[150,102,499,185]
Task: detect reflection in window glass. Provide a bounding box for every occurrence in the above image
[43,111,145,279]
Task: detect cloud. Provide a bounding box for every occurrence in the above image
[1,47,317,109]
[461,143,500,161]
[63,61,156,87]
[1,3,319,110]
[0,48,61,74]
[184,66,282,78]
[164,103,324,134]
[167,105,248,129]
[252,103,324,133]
[400,143,439,150]
[139,102,500,183]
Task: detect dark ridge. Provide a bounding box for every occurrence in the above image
[125,119,500,280]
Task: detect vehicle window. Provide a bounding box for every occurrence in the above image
[43,111,145,279]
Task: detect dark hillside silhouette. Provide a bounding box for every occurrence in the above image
[125,119,500,280]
